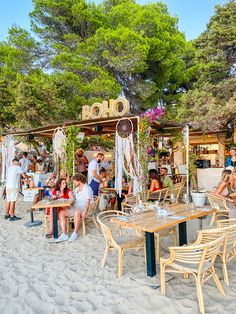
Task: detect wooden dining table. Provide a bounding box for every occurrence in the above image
[100,186,129,211]
[32,199,74,238]
[111,204,215,277]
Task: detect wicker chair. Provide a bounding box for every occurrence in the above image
[194,225,236,285]
[217,218,236,228]
[121,192,148,213]
[121,193,138,212]
[44,213,69,235]
[69,196,100,237]
[97,210,145,277]
[155,227,177,262]
[216,219,236,285]
[83,196,100,234]
[152,186,181,261]
[147,188,169,204]
[206,192,229,225]
[166,184,184,204]
[160,236,225,314]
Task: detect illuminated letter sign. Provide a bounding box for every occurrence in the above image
[82,98,130,120]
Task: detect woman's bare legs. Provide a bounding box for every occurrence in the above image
[58,209,69,234]
[49,209,53,234]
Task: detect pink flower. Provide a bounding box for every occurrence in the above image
[140,107,165,123]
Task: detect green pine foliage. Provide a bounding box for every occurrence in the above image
[176,1,236,130]
[0,0,193,131]
[0,0,234,132]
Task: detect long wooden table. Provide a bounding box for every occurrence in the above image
[32,199,74,238]
[112,204,215,277]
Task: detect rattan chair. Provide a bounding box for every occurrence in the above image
[217,218,236,228]
[44,214,69,235]
[194,225,236,285]
[149,186,180,261]
[166,184,184,204]
[121,192,148,213]
[69,196,100,237]
[147,188,169,204]
[160,236,225,314]
[121,193,138,212]
[155,227,177,262]
[84,196,100,234]
[216,219,236,285]
[97,210,145,277]
[206,192,229,225]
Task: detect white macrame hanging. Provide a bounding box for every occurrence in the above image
[52,128,66,172]
[1,136,15,182]
[115,118,141,197]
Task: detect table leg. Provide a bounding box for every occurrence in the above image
[24,208,42,228]
[38,189,43,211]
[31,211,34,223]
[117,195,122,211]
[199,219,203,230]
[145,232,156,277]
[53,207,58,239]
[24,192,43,228]
[38,189,43,201]
[179,222,187,245]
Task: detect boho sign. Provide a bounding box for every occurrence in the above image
[82,98,130,120]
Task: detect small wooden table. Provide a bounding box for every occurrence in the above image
[24,187,45,227]
[112,204,214,277]
[32,199,74,238]
[100,187,128,211]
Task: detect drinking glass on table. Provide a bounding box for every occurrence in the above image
[191,203,196,212]
[170,194,176,204]
[183,193,189,209]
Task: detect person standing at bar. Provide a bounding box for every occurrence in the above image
[88,153,104,196]
[19,152,32,173]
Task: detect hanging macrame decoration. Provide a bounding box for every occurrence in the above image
[115,118,141,197]
[1,136,15,182]
[52,128,66,174]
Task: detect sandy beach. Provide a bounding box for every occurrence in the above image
[1,196,236,314]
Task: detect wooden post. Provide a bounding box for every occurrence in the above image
[218,142,225,168]
[186,125,190,199]
[234,125,236,144]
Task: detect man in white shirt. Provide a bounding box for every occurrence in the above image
[5,158,30,221]
[88,153,104,196]
[55,173,93,242]
[19,152,32,173]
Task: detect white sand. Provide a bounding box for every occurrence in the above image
[0,196,236,314]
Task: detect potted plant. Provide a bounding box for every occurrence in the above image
[189,153,206,207]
